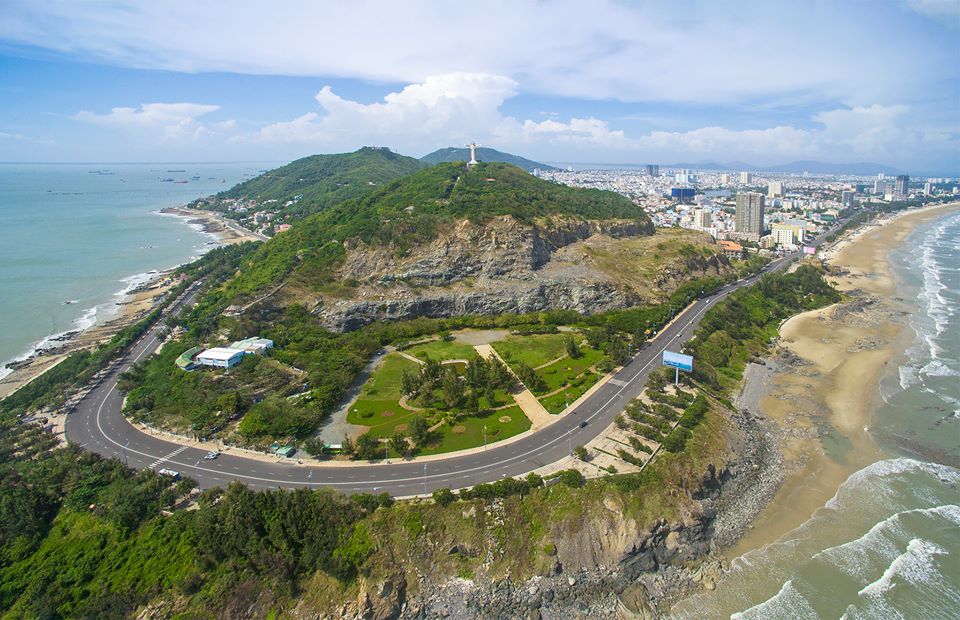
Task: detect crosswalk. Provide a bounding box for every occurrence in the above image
[607,378,628,387]
[148,445,188,469]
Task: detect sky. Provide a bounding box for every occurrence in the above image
[0,0,958,173]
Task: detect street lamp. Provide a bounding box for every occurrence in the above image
[483,425,487,450]
[423,463,427,495]
[568,430,573,456]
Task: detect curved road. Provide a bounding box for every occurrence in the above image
[66,225,839,495]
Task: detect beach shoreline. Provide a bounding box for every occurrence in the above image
[0,206,262,403]
[725,201,960,557]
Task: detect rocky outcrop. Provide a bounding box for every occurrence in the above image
[305,214,731,332]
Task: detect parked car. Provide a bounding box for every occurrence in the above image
[203,450,220,460]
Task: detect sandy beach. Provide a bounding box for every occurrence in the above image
[160,206,266,244]
[728,202,960,556]
[0,207,263,403]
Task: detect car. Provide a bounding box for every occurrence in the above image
[578,421,588,428]
[157,468,180,480]
[203,450,220,460]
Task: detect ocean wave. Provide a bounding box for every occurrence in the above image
[811,505,960,581]
[825,458,960,511]
[921,359,960,379]
[732,580,819,620]
[842,538,960,620]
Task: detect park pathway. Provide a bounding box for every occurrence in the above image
[472,344,553,430]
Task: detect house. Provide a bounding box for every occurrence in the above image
[275,223,292,233]
[717,240,745,260]
[196,347,246,368]
[229,337,274,355]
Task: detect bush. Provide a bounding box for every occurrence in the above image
[573,445,589,461]
[432,488,456,506]
[557,469,586,488]
[662,427,692,453]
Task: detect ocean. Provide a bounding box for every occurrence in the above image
[0,162,269,377]
[671,210,960,619]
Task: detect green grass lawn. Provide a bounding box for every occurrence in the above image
[540,372,601,414]
[418,406,531,455]
[535,347,603,392]
[492,333,570,368]
[405,339,478,361]
[346,353,420,431]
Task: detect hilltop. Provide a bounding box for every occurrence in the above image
[219,161,679,327]
[192,147,425,223]
[421,146,558,172]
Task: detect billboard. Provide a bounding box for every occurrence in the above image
[662,351,693,372]
[803,246,817,255]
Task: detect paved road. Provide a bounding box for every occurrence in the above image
[65,225,839,494]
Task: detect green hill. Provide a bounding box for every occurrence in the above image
[224,161,650,297]
[195,147,426,221]
[421,146,558,172]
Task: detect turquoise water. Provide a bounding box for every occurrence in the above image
[672,210,960,619]
[0,163,269,375]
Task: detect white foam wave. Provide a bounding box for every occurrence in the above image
[857,538,948,598]
[921,359,960,379]
[825,458,960,511]
[811,505,960,581]
[732,580,820,620]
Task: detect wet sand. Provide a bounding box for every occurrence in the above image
[161,206,265,244]
[729,202,960,557]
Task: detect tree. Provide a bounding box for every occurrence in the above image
[354,433,381,461]
[515,361,547,393]
[400,369,420,396]
[341,435,355,456]
[409,415,431,446]
[441,368,464,408]
[303,437,327,457]
[389,432,408,457]
[564,334,582,359]
[573,445,589,461]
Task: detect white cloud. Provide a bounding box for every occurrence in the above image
[74,102,220,127]
[242,74,958,168]
[2,1,956,107]
[73,102,231,143]
[248,73,632,154]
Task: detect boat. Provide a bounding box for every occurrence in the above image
[64,300,78,305]
[167,169,186,173]
[160,177,174,182]
[174,179,189,184]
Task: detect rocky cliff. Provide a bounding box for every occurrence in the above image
[301,215,729,331]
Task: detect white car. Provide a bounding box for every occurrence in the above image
[157,468,180,479]
[203,450,220,460]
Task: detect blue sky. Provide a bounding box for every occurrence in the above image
[0,1,957,173]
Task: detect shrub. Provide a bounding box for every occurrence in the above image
[432,488,456,506]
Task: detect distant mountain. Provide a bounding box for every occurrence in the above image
[197,147,426,220]
[661,160,901,176]
[421,147,558,172]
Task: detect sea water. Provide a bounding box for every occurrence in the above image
[671,210,960,619]
[0,162,269,377]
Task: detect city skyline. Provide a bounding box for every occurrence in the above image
[0,1,958,173]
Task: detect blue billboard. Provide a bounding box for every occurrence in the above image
[662,351,693,372]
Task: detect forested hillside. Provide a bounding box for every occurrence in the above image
[195,147,425,221]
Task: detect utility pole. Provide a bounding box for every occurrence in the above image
[123,440,129,467]
[423,463,427,495]
[568,430,573,456]
[384,442,389,464]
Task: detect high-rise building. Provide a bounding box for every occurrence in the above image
[740,171,753,184]
[720,173,731,185]
[767,180,784,197]
[894,175,909,197]
[645,164,659,177]
[924,181,934,195]
[841,190,855,209]
[693,208,712,229]
[735,192,765,236]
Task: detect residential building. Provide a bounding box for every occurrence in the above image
[645,164,659,176]
[895,175,909,197]
[740,171,753,184]
[693,208,712,229]
[924,181,933,195]
[767,180,784,197]
[196,347,246,368]
[717,240,744,259]
[841,190,855,209]
[735,192,765,236]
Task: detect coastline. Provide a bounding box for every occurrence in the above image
[726,202,960,557]
[0,206,262,403]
